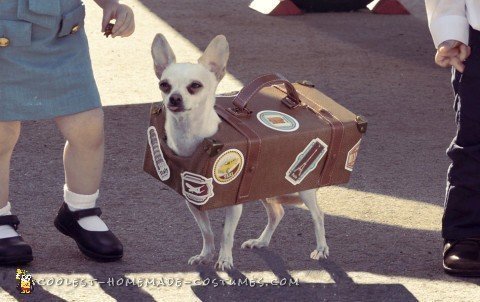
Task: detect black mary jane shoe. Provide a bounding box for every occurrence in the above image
[0,215,33,266]
[443,238,480,277]
[54,203,123,262]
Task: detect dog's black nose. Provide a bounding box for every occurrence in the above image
[169,94,183,107]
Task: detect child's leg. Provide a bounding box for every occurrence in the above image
[0,121,21,239]
[442,59,480,276]
[54,108,104,195]
[444,64,480,240]
[53,108,122,261]
[54,108,108,231]
[0,121,21,207]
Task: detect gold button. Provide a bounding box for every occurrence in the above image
[71,24,80,34]
[0,37,10,47]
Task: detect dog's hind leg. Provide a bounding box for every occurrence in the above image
[299,189,329,260]
[241,200,284,249]
[186,201,215,265]
[216,204,243,271]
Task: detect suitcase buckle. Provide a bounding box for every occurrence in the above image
[297,80,315,88]
[151,102,163,115]
[356,116,368,133]
[282,96,301,109]
[226,107,252,118]
[205,139,224,157]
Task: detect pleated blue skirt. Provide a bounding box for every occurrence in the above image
[0,0,101,121]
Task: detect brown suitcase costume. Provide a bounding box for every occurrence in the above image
[144,74,367,211]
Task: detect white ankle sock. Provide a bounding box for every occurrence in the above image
[64,185,109,232]
[0,202,20,239]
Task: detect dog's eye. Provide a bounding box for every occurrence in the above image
[191,82,202,89]
[159,81,171,93]
[187,82,203,94]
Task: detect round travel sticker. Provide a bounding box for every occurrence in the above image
[257,110,299,132]
[212,149,245,184]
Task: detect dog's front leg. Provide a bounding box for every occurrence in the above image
[215,204,243,271]
[186,201,215,265]
[299,189,329,260]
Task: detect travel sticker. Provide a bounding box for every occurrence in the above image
[147,126,170,181]
[285,138,328,185]
[212,149,245,184]
[345,139,361,172]
[257,110,299,132]
[181,172,215,205]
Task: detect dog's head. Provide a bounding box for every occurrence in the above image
[151,34,229,114]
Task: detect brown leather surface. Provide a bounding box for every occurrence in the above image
[215,105,261,202]
[273,84,345,186]
[318,112,345,186]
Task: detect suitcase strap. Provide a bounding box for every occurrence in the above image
[274,85,345,186]
[232,74,301,112]
[215,105,261,202]
[317,110,345,186]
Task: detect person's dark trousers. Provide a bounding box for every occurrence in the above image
[444,27,480,240]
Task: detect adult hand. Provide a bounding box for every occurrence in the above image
[435,40,471,73]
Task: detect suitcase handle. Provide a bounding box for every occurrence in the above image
[231,73,301,112]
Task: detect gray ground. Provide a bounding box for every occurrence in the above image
[1,0,479,301]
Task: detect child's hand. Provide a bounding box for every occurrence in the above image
[435,40,471,73]
[97,0,135,38]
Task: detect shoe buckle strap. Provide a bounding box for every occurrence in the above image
[72,207,102,220]
[0,215,20,230]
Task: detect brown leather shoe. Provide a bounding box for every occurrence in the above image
[443,237,480,277]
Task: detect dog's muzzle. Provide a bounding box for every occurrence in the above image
[168,93,186,112]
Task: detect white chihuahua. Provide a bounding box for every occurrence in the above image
[151,34,329,271]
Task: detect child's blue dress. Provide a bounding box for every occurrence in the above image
[0,0,101,121]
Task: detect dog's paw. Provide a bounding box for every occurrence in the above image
[241,238,269,249]
[215,256,234,271]
[188,254,214,265]
[310,245,329,260]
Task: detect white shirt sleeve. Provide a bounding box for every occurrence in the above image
[426,0,469,48]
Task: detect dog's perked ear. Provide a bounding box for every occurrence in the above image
[151,34,176,79]
[198,35,230,81]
